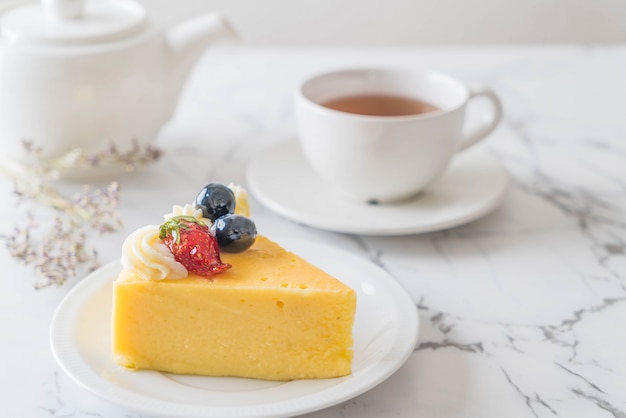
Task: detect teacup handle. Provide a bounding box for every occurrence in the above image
[456,85,503,152]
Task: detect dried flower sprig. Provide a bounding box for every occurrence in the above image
[52,140,163,172]
[2,212,99,289]
[0,140,163,289]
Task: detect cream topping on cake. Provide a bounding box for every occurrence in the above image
[228,183,251,217]
[121,225,188,281]
[164,204,212,226]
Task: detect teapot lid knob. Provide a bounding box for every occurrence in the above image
[41,0,84,21]
[0,0,146,45]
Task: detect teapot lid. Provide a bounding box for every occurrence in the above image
[0,0,146,45]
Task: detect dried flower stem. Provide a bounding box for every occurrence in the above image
[0,140,162,289]
[3,213,99,289]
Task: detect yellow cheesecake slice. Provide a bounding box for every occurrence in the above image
[112,235,356,381]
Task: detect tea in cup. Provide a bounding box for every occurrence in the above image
[294,68,503,203]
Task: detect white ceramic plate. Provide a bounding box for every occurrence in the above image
[50,239,419,418]
[247,141,510,235]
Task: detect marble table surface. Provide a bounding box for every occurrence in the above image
[2,44,626,418]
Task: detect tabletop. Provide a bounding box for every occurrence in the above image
[2,44,626,417]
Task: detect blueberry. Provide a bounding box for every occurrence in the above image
[213,214,257,253]
[195,183,236,221]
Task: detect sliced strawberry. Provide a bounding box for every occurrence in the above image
[159,216,231,276]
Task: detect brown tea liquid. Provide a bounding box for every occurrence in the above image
[322,94,439,116]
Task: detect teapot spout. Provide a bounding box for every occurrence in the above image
[165,13,237,111]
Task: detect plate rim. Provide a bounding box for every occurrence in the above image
[246,140,510,235]
[50,239,419,418]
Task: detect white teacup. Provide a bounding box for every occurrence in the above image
[295,68,503,203]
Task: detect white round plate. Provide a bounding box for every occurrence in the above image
[50,239,419,418]
[247,141,510,235]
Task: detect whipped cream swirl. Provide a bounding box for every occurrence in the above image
[121,225,188,281]
[164,204,212,227]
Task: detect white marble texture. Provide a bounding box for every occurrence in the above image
[2,44,626,417]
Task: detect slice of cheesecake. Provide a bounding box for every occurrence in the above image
[112,235,356,381]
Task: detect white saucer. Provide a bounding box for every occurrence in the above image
[247,141,510,235]
[50,238,419,418]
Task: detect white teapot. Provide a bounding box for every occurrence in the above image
[0,0,235,166]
